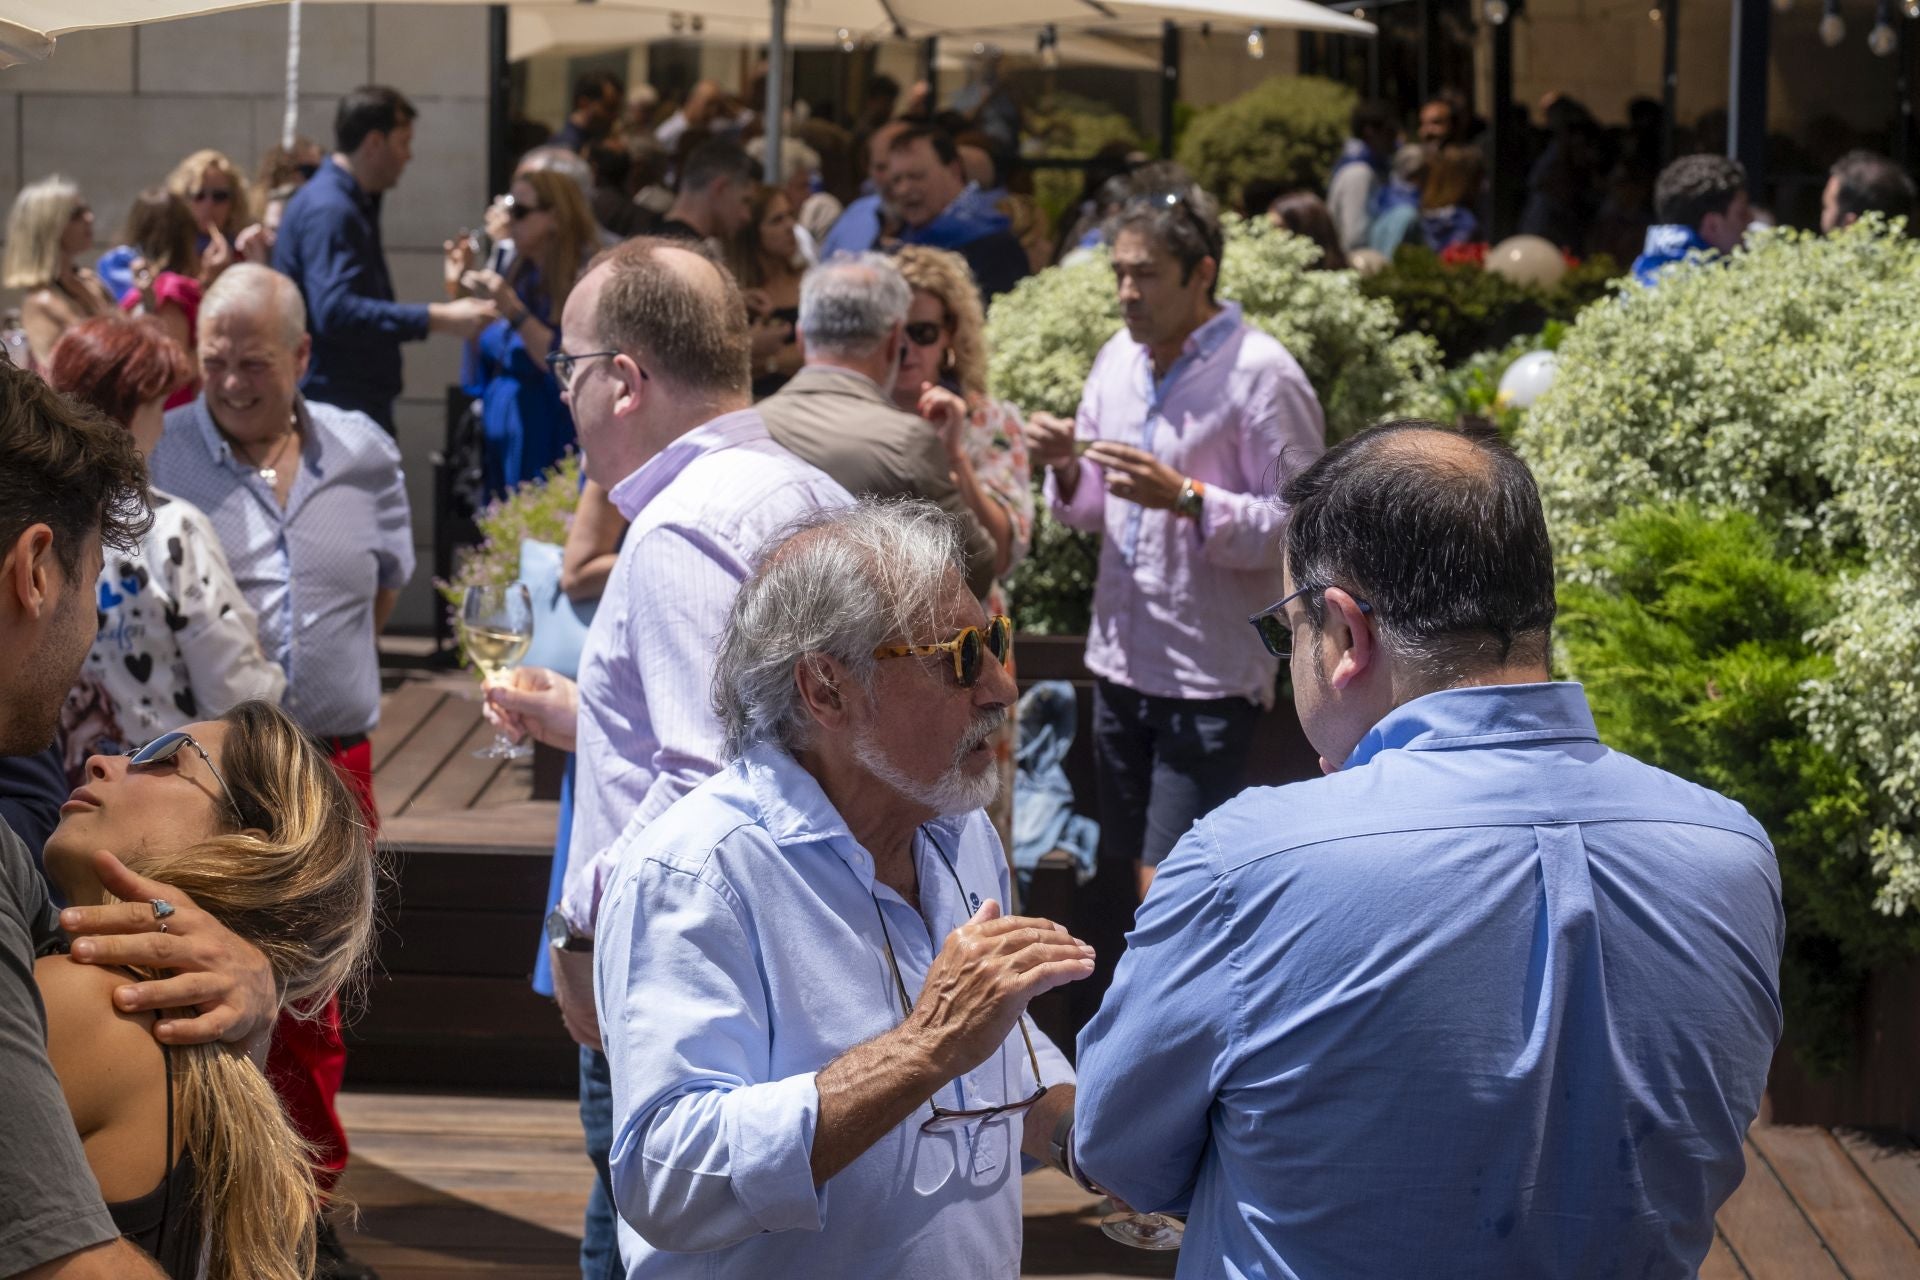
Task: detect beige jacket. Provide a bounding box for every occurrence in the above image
[759,364,997,600]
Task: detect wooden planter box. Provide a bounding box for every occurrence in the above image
[1767,959,1920,1134]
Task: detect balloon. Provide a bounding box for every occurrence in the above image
[1486,235,1567,288]
[1348,248,1390,276]
[1496,350,1559,410]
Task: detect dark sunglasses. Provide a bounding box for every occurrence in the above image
[1247,585,1372,660]
[871,831,1047,1134]
[190,189,234,204]
[128,730,263,829]
[903,320,946,348]
[873,615,1013,687]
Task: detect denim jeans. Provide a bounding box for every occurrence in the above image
[579,1045,620,1279]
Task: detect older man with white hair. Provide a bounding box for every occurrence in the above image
[151,261,411,1274]
[760,253,995,600]
[594,499,1089,1278]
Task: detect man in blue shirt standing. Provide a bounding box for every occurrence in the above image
[1072,421,1783,1277]
[273,84,495,433]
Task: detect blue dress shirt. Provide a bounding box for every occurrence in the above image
[1075,682,1783,1279]
[151,395,415,738]
[594,744,1073,1277]
[271,158,430,430]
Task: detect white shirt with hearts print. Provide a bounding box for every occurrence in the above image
[60,490,288,786]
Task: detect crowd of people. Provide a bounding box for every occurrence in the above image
[1,54,1902,1280]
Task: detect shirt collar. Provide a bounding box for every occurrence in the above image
[183,392,330,472]
[606,406,768,520]
[789,362,889,401]
[320,156,377,213]
[1344,682,1599,771]
[1136,301,1243,369]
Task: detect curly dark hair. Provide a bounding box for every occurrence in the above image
[1653,154,1747,230]
[0,360,150,578]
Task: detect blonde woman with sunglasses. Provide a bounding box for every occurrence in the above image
[36,703,376,1280]
[2,175,117,366]
[165,150,270,283]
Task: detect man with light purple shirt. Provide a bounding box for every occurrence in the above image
[1027,176,1325,903]
[481,237,851,1280]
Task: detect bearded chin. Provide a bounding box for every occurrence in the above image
[853,726,1001,818]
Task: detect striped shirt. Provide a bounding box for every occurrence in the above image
[561,408,852,935]
[150,394,414,738]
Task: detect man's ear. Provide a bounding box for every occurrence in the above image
[1322,587,1375,692]
[1,525,58,619]
[794,654,854,730]
[610,353,648,419]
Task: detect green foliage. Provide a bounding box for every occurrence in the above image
[1174,76,1354,212]
[1404,322,1566,436]
[437,453,584,668]
[1359,246,1622,366]
[1522,220,1920,1068]
[1023,94,1144,232]
[987,217,1439,635]
[1555,505,1917,1073]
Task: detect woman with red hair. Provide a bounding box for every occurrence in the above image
[47,317,285,781]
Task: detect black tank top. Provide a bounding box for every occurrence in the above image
[106,1042,204,1276]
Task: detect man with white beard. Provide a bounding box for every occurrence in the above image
[591,500,1092,1279]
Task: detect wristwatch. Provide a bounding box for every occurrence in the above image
[1049,1111,1101,1193]
[544,907,594,953]
[1175,476,1206,520]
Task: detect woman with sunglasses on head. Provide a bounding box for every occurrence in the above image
[49,317,286,785]
[3,175,117,367]
[722,184,807,399]
[891,246,1035,851]
[37,701,377,1279]
[445,169,598,498]
[164,149,270,285]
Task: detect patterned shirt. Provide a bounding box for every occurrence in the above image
[561,409,852,935]
[150,395,414,738]
[63,491,285,782]
[1046,303,1325,707]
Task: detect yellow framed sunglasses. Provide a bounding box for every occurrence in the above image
[873,615,1014,687]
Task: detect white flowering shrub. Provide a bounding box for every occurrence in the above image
[1519,220,1920,918]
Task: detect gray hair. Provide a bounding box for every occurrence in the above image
[200,264,307,348]
[517,145,593,197]
[747,136,822,186]
[714,500,964,759]
[797,252,911,358]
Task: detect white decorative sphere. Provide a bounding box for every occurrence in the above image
[1496,350,1560,410]
[1486,235,1568,288]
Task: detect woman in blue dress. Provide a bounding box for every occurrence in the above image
[450,169,599,498]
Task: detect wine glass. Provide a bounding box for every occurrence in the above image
[1099,1208,1185,1250]
[461,583,534,760]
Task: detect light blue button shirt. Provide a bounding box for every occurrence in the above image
[1075,682,1783,1280]
[594,744,1074,1278]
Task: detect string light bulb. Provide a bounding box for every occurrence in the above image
[1870,19,1899,51]
[1039,25,1060,68]
[837,26,855,52]
[1246,27,1266,58]
[1906,0,1920,20]
[689,14,703,33]
[1649,5,1661,21]
[1485,0,1512,24]
[1772,0,1793,12]
[669,12,685,34]
[1818,0,1846,43]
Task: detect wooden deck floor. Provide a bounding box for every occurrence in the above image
[332,1091,1920,1278]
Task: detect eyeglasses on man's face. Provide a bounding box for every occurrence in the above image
[1248,585,1373,660]
[545,349,646,393]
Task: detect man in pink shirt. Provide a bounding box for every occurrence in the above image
[1027,173,1325,903]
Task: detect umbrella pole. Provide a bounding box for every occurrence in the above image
[281,0,301,151]
[1159,21,1179,159]
[765,0,788,185]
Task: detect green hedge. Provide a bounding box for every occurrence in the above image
[437,453,584,670]
[1023,94,1144,233]
[1174,76,1354,213]
[1360,246,1621,366]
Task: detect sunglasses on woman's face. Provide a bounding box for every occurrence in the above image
[191,189,233,205]
[504,194,547,221]
[127,730,258,827]
[903,320,947,348]
[873,615,1013,688]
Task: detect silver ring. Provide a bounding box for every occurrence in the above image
[157,921,168,933]
[150,898,177,922]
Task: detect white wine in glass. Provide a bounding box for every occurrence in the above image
[461,583,534,760]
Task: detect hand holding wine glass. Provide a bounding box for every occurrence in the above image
[461,583,534,760]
